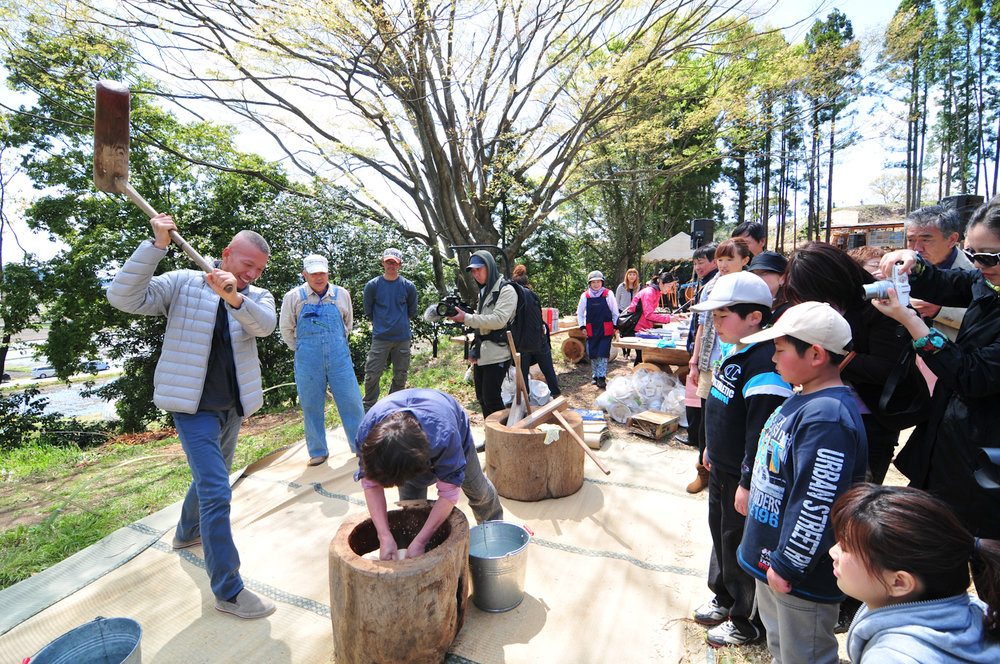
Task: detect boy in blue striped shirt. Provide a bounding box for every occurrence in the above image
[690,272,793,647]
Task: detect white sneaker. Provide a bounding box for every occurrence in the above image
[693,597,730,626]
[705,619,761,647]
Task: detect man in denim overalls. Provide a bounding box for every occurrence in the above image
[279,254,366,466]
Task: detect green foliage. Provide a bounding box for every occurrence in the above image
[0,388,59,451]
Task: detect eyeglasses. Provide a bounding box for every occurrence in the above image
[963,248,1000,267]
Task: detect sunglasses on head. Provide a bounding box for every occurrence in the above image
[963,248,1000,267]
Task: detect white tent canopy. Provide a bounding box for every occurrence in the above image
[642,232,692,263]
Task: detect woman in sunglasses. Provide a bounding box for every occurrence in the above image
[873,198,1000,540]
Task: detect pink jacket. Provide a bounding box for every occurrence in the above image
[628,286,671,332]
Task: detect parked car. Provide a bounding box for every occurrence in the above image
[1,372,9,383]
[83,360,110,373]
[31,366,56,379]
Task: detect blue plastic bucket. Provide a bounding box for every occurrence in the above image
[468,521,531,612]
[31,616,141,664]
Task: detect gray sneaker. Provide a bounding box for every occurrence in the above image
[215,589,276,619]
[171,534,201,549]
[693,597,730,626]
[705,619,761,647]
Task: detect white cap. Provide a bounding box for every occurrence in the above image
[587,270,605,283]
[303,254,329,274]
[382,248,403,263]
[741,301,852,355]
[690,272,772,312]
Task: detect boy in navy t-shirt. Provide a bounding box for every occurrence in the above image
[690,272,793,647]
[737,302,868,664]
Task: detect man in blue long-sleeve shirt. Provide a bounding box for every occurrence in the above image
[362,248,418,411]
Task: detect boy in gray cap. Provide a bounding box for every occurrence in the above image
[575,270,619,389]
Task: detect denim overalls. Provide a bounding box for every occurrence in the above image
[294,286,365,455]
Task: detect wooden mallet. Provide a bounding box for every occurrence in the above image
[93,80,232,293]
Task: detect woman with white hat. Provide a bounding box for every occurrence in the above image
[576,270,619,389]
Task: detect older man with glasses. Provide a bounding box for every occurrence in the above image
[905,205,976,341]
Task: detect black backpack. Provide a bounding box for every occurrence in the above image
[616,296,643,337]
[483,280,546,353]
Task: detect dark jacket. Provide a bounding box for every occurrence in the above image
[841,302,927,431]
[896,260,1000,537]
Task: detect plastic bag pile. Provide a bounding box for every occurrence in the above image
[501,366,553,407]
[594,369,685,423]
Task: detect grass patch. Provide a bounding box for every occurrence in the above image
[0,343,470,590]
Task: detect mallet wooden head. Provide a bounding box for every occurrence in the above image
[94,80,131,194]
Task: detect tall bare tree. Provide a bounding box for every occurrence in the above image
[14,0,779,289]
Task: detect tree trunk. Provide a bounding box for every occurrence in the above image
[329,503,470,664]
[826,113,835,244]
[484,408,584,501]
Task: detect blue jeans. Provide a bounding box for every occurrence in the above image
[296,352,365,456]
[173,409,244,601]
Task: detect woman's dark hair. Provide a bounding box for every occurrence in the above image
[968,198,1000,238]
[360,412,433,487]
[727,302,772,327]
[783,242,874,312]
[832,483,1000,638]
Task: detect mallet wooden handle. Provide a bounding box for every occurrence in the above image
[552,410,611,475]
[122,181,233,294]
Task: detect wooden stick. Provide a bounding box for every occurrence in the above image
[552,410,611,475]
[509,395,568,430]
[506,330,532,426]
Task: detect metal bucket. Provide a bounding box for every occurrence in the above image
[468,521,530,612]
[31,617,141,664]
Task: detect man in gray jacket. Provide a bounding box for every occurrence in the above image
[107,214,277,620]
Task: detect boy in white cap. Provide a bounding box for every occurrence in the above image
[690,272,793,647]
[279,254,366,465]
[735,302,868,664]
[362,247,418,411]
[576,270,619,389]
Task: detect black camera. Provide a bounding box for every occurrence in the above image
[435,289,469,318]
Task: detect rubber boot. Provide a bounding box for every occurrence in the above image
[686,462,710,494]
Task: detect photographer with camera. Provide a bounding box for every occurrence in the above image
[447,250,516,417]
[783,242,927,486]
[872,199,1000,539]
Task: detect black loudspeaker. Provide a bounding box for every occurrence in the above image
[690,219,714,249]
[940,194,985,227]
[847,233,867,249]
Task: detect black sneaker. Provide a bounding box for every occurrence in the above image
[693,598,730,626]
[705,619,761,647]
[596,377,607,389]
[834,605,856,634]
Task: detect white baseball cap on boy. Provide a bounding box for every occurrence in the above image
[740,301,852,355]
[690,272,772,312]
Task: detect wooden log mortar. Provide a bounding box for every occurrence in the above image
[329,502,470,664]
[484,408,585,501]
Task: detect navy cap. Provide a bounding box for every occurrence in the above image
[465,256,487,271]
